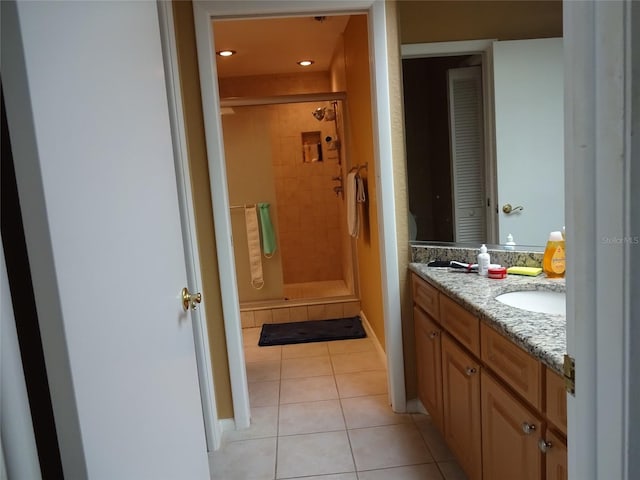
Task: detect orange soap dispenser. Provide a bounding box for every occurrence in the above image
[543,231,566,278]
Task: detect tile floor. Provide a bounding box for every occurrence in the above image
[209,328,469,480]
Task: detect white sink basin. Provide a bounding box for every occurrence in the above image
[495,291,566,315]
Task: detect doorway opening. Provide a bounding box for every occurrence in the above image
[402,54,489,244]
[401,40,498,245]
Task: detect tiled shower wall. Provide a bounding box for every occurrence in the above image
[271,102,345,283]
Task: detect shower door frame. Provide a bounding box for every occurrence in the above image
[219,93,358,302]
[193,0,406,430]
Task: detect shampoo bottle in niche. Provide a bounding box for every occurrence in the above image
[477,244,490,276]
[543,231,566,278]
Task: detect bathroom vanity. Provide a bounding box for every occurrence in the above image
[410,264,567,480]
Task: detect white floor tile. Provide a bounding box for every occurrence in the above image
[276,431,355,478]
[247,360,281,382]
[328,338,375,355]
[249,380,280,407]
[243,327,262,346]
[282,342,329,359]
[335,371,387,398]
[348,423,434,471]
[341,394,412,429]
[245,345,282,363]
[281,356,332,379]
[438,461,469,480]
[223,406,278,442]
[209,437,276,480]
[284,475,357,480]
[278,399,345,436]
[280,375,338,404]
[414,416,456,462]
[330,351,385,374]
[357,464,443,480]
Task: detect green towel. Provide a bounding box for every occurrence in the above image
[257,202,276,257]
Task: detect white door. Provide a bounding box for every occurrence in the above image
[493,38,564,246]
[2,1,209,478]
[448,66,486,243]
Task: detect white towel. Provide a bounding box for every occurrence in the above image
[244,205,264,289]
[347,171,359,238]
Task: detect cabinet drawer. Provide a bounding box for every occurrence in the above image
[439,294,480,356]
[412,273,440,320]
[545,369,567,436]
[481,323,542,409]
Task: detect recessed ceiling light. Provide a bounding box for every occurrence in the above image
[297,60,314,67]
[217,50,236,57]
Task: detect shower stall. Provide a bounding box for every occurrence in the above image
[220,96,361,327]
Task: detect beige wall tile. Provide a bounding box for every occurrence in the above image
[254,309,273,326]
[241,310,256,329]
[289,305,308,322]
[271,307,291,324]
[343,301,361,317]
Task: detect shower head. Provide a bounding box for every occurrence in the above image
[312,106,336,121]
[312,107,326,121]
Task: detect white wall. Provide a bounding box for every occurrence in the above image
[1,240,42,480]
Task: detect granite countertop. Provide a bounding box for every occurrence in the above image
[409,263,566,375]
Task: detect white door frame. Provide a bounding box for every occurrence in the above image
[401,40,498,244]
[192,0,405,422]
[156,1,221,451]
[564,1,635,479]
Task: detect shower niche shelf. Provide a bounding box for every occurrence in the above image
[301,131,323,163]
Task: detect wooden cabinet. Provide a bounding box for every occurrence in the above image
[440,293,480,356]
[442,333,482,480]
[414,306,444,431]
[545,370,568,436]
[481,370,542,480]
[411,273,568,480]
[481,323,542,409]
[543,429,568,480]
[412,273,440,319]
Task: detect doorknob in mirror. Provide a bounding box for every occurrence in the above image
[502,203,524,214]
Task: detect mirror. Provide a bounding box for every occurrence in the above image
[403,38,564,247]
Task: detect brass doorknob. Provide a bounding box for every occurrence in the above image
[182,287,202,311]
[502,203,524,214]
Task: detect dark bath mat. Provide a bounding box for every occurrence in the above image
[258,316,366,346]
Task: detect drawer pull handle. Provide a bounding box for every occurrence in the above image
[521,422,536,435]
[538,439,553,453]
[429,331,440,339]
[465,367,477,376]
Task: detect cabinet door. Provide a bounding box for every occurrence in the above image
[414,306,443,431]
[481,371,542,480]
[442,333,482,480]
[544,429,567,480]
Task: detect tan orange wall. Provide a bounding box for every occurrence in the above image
[343,15,385,349]
[398,0,563,44]
[172,1,233,419]
[222,106,285,302]
[271,103,344,284]
[218,72,331,98]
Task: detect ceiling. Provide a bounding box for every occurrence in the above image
[212,15,352,78]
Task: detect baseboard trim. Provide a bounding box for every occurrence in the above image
[359,310,387,371]
[406,397,428,415]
